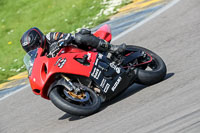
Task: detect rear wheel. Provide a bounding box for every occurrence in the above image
[49,82,101,116]
[125,45,167,85]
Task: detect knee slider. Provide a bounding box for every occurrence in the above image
[74,33,83,45]
[79,28,91,35]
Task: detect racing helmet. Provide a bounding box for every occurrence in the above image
[20,27,46,53]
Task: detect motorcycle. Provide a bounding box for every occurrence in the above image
[24,24,167,116]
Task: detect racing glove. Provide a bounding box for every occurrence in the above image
[57,33,74,48]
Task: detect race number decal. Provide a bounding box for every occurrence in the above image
[55,57,67,68]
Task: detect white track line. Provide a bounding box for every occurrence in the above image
[112,0,181,42]
[0,84,29,101]
[0,0,180,102]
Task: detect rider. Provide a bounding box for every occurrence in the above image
[20,27,126,57]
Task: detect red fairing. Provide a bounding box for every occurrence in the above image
[29,24,111,99]
[29,47,97,99]
[93,24,112,42]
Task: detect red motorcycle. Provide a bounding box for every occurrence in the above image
[24,24,166,116]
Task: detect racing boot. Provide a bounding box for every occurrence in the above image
[97,39,126,54]
[109,43,126,54]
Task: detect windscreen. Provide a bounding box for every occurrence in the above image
[23,48,38,76]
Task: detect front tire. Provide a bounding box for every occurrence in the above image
[49,85,101,116]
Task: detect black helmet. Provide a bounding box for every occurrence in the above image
[20,27,46,53]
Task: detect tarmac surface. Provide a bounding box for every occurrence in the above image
[1,0,200,132]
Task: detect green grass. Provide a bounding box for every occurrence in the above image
[0,0,130,83]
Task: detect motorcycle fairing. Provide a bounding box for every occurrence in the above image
[29,47,97,99]
[29,24,113,99]
[89,53,135,99]
[122,51,144,65]
[93,24,112,43]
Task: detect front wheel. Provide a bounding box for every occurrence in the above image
[49,82,101,116]
[125,45,167,85]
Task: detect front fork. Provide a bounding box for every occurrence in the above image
[61,75,81,94]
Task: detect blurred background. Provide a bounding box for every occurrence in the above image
[0,0,131,83]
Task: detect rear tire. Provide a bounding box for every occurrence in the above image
[126,45,167,85]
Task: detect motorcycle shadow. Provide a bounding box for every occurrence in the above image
[100,72,175,110]
[58,113,86,121]
[58,73,174,121]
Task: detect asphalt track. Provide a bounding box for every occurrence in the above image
[1,0,200,132]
